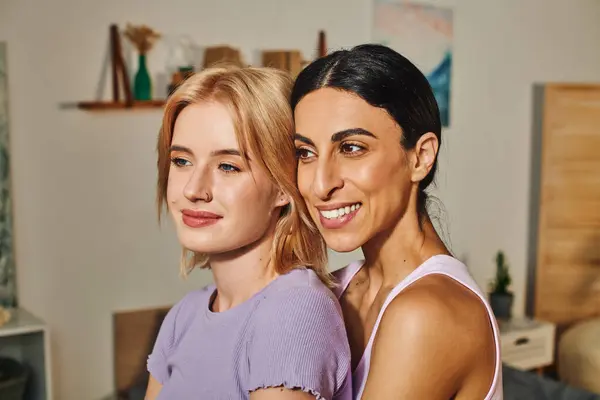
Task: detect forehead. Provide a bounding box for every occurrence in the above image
[294,88,398,138]
[172,101,238,149]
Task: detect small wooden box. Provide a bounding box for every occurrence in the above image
[204,46,243,68]
[262,50,304,77]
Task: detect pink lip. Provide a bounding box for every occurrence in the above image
[317,205,361,230]
[181,209,222,228]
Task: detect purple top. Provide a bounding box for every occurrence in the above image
[147,268,352,399]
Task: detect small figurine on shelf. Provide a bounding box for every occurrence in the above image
[0,306,11,327]
[168,66,195,96]
[124,23,161,101]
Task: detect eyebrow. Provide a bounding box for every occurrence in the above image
[294,128,377,146]
[293,134,315,146]
[169,145,242,157]
[331,128,376,142]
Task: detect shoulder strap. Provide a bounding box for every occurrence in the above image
[332,260,365,299]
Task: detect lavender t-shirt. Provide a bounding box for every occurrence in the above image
[147,268,352,399]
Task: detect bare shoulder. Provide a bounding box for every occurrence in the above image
[362,274,496,398]
[381,274,494,359]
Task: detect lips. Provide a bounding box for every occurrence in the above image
[318,203,361,219]
[315,202,362,230]
[181,209,222,228]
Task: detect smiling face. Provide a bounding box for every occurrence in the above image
[167,101,288,256]
[294,88,417,252]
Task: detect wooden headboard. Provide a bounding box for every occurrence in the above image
[113,306,172,396]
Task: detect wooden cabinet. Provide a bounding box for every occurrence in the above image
[527,84,600,327]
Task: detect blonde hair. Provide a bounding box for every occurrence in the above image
[157,65,332,286]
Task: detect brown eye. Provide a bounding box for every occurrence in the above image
[295,147,315,160]
[340,143,365,155]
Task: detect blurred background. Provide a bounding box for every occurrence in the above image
[0,0,599,399]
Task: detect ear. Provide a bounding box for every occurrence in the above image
[274,190,291,208]
[410,132,439,183]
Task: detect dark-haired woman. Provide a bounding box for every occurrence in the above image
[291,44,503,400]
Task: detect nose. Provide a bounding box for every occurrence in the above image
[183,166,213,202]
[312,157,344,201]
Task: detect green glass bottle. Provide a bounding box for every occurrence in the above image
[134,53,151,101]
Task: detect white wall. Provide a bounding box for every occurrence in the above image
[1,0,600,398]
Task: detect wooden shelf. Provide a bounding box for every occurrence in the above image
[72,26,167,112]
[77,100,165,110]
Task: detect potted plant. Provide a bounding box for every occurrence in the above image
[489,250,513,319]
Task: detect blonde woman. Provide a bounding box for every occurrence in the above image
[145,66,351,399]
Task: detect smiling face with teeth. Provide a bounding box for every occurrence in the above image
[293,88,418,253]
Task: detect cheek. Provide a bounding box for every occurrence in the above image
[166,170,183,203]
[222,181,259,205]
[348,154,409,200]
[220,176,277,214]
[222,180,280,241]
[296,165,313,199]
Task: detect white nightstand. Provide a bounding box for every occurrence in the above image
[498,317,556,372]
[0,308,52,399]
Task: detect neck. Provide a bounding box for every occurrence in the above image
[361,195,449,289]
[209,230,278,312]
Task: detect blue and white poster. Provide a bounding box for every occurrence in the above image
[373,0,453,127]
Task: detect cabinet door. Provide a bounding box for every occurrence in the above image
[534,84,600,325]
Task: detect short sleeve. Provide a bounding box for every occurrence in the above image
[146,294,190,384]
[246,287,352,399]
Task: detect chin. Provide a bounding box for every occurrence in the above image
[322,233,363,253]
[177,233,229,254]
[178,228,264,256]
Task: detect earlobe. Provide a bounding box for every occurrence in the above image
[274,191,291,208]
[411,132,439,183]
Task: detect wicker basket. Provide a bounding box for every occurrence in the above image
[0,357,28,400]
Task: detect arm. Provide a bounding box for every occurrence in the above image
[144,296,189,399]
[361,279,491,399]
[246,287,351,400]
[144,374,162,400]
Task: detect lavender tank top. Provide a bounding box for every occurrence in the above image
[333,255,503,399]
[147,268,352,399]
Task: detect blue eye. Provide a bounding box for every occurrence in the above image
[171,157,191,167]
[219,163,240,173]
